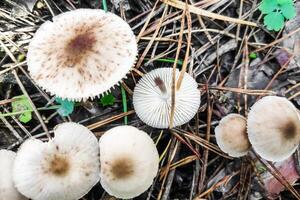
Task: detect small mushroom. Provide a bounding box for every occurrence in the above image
[13,122,100,200]
[215,114,251,157]
[0,150,27,200]
[247,96,300,162]
[27,9,137,101]
[99,126,159,199]
[133,68,201,129]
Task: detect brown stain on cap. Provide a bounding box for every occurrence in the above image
[281,121,298,140]
[49,155,70,176]
[110,157,134,179]
[63,30,97,67]
[66,32,96,55]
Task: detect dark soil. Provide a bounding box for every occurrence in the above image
[0,0,300,199]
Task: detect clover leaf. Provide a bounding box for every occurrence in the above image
[260,0,278,14]
[259,0,296,31]
[280,2,296,20]
[264,11,285,31]
[277,0,292,5]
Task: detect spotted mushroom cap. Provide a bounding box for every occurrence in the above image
[27,9,137,101]
[99,126,159,199]
[215,114,251,157]
[0,150,27,200]
[247,96,300,162]
[133,68,201,129]
[13,122,100,200]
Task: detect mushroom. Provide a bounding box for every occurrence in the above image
[13,122,100,200]
[27,9,137,101]
[0,150,27,200]
[247,96,300,161]
[133,68,200,129]
[99,126,159,199]
[215,113,251,157]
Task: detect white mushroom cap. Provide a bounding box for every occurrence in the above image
[215,114,250,157]
[133,68,201,129]
[13,122,100,200]
[99,126,159,199]
[0,150,27,200]
[247,96,300,162]
[27,9,137,101]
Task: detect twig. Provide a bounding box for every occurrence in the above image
[176,3,192,90]
[169,6,186,128]
[162,0,257,27]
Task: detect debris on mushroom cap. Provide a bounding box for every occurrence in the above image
[27,9,137,101]
[133,68,201,129]
[13,122,100,200]
[247,96,300,162]
[215,113,251,157]
[99,126,159,199]
[0,150,27,200]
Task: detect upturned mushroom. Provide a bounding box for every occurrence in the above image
[99,126,159,199]
[133,68,200,129]
[13,122,100,200]
[0,150,27,200]
[27,9,137,100]
[247,96,300,161]
[215,113,251,157]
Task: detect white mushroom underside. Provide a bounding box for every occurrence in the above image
[133,68,201,129]
[27,9,137,100]
[247,96,300,162]
[0,150,27,200]
[99,126,159,199]
[13,122,100,200]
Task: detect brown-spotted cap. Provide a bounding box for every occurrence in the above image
[27,9,137,101]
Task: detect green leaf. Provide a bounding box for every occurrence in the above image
[280,2,296,19]
[100,94,115,106]
[55,97,74,117]
[264,11,285,31]
[249,52,257,59]
[259,0,279,14]
[277,0,292,5]
[12,95,32,123]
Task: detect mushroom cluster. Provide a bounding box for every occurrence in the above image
[2,124,159,199]
[7,3,299,200]
[215,96,300,162]
[0,8,163,200]
[27,9,137,100]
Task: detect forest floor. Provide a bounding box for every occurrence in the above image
[0,0,300,199]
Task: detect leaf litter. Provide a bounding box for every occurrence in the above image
[0,0,300,199]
